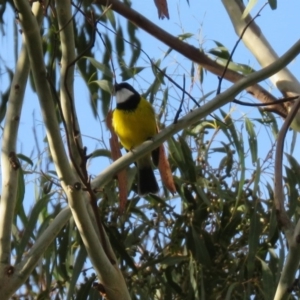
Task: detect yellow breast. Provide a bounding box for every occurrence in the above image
[112,98,157,150]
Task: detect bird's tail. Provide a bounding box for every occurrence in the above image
[137,156,159,195]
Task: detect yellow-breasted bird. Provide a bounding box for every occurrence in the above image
[112,82,159,195]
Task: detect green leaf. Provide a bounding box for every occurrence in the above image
[129,42,141,68]
[236,131,245,206]
[252,159,261,196]
[127,21,138,43]
[268,0,277,10]
[209,47,230,60]
[115,25,124,57]
[257,257,275,298]
[284,165,299,217]
[76,273,97,300]
[247,201,261,277]
[215,57,255,75]
[0,76,10,123]
[85,57,113,78]
[163,47,173,59]
[187,226,212,266]
[168,137,185,173]
[268,247,279,277]
[66,246,87,300]
[220,110,240,152]
[57,225,72,280]
[225,283,241,300]
[179,136,197,182]
[221,208,242,241]
[285,153,300,177]
[290,130,297,155]
[178,33,193,40]
[16,194,52,263]
[161,255,187,266]
[91,79,113,94]
[157,87,168,121]
[105,225,137,271]
[258,109,278,137]
[189,253,200,299]
[194,184,212,207]
[106,8,116,29]
[268,204,279,246]
[15,168,27,225]
[119,66,145,81]
[190,120,215,135]
[245,117,257,164]
[165,266,183,294]
[125,223,147,247]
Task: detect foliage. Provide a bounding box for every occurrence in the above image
[0,0,299,300]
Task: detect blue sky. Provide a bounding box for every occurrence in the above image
[1,1,300,297]
[1,0,300,214]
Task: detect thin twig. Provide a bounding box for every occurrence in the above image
[174,74,185,123]
[61,7,115,263]
[274,97,300,230]
[233,96,298,107]
[94,0,288,118]
[217,2,268,94]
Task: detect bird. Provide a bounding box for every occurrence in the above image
[112,82,159,195]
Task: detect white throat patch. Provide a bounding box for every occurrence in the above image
[116,88,135,104]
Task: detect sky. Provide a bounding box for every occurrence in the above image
[1,0,300,169]
[0,0,299,216]
[1,0,300,296]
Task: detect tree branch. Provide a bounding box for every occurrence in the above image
[222,0,300,96]
[0,46,28,265]
[12,31,300,294]
[57,0,84,167]
[274,99,300,231]
[95,0,288,118]
[92,39,300,191]
[3,30,298,299]
[12,1,130,299]
[1,208,71,299]
[273,98,300,300]
[222,0,300,128]
[0,0,43,281]
[5,2,300,297]
[57,0,118,266]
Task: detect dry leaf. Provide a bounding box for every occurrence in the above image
[158,142,176,195]
[154,0,170,19]
[106,110,127,213]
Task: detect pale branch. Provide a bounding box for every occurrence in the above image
[273,98,300,300]
[275,227,300,299]
[0,47,28,265]
[9,32,300,296]
[94,0,288,118]
[4,29,300,300]
[57,1,118,265]
[13,1,130,299]
[222,0,300,98]
[0,0,43,284]
[13,0,74,186]
[1,208,71,299]
[5,2,300,298]
[57,0,84,166]
[223,1,300,296]
[92,39,300,192]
